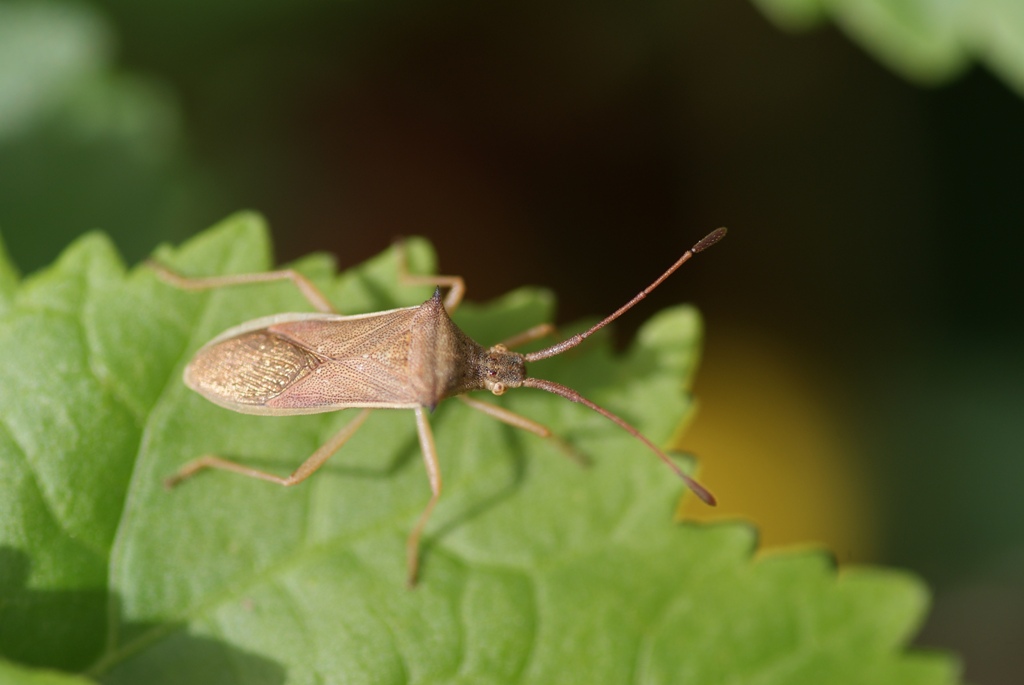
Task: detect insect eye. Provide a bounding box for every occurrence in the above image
[487,369,497,377]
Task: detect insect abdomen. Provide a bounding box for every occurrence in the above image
[185,331,320,411]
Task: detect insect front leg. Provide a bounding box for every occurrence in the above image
[457,395,587,466]
[495,323,559,350]
[164,409,373,488]
[393,240,466,313]
[147,260,337,313]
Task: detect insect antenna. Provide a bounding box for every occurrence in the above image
[523,227,726,363]
[521,227,727,505]
[522,377,716,505]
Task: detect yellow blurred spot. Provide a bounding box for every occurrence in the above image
[675,326,876,563]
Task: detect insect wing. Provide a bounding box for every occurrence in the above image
[185,307,423,415]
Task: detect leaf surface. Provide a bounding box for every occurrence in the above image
[0,214,959,684]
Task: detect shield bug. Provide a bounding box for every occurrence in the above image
[150,227,726,585]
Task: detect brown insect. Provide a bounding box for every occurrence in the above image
[149,227,726,585]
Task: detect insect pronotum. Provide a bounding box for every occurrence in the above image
[150,227,726,585]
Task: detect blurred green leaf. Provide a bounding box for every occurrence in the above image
[752,0,1024,95]
[0,0,218,274]
[0,658,97,685]
[0,1,112,140]
[0,214,959,683]
[0,233,17,313]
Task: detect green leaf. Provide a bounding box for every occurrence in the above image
[752,0,1024,96]
[0,213,959,683]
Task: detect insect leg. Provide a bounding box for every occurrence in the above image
[456,395,587,466]
[407,406,443,587]
[393,240,466,313]
[147,260,337,313]
[495,323,559,350]
[164,409,372,488]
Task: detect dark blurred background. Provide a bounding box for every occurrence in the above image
[2,2,1022,682]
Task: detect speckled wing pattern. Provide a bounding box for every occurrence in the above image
[184,306,425,415]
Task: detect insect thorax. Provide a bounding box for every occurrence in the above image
[410,292,526,405]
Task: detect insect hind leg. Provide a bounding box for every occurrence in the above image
[164,409,372,488]
[147,259,337,313]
